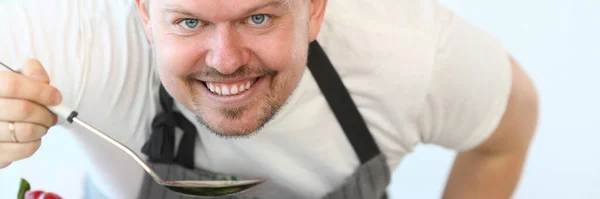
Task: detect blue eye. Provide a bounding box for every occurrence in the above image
[179,19,201,29]
[247,14,270,25]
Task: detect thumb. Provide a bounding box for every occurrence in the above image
[21,58,50,84]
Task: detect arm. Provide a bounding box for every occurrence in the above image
[441,57,539,199]
[419,2,539,198]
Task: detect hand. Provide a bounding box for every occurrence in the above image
[0,59,62,168]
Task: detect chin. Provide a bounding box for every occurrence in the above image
[193,104,276,138]
[182,78,274,138]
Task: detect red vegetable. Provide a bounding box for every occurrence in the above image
[38,192,62,199]
[24,190,44,199]
[17,179,63,199]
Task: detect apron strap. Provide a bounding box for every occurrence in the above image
[307,41,381,164]
[141,84,197,169]
[141,40,383,174]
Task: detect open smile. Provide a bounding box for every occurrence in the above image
[205,78,258,95]
[196,76,266,104]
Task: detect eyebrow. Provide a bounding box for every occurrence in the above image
[161,0,288,18]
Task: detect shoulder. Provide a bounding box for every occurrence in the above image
[316,0,441,91]
[68,0,158,118]
[316,0,461,82]
[317,0,516,152]
[315,0,458,116]
[0,0,159,123]
[309,1,453,162]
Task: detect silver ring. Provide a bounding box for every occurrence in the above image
[8,122,18,143]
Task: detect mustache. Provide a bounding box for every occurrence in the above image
[186,65,277,81]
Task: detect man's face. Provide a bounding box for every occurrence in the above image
[136,0,326,137]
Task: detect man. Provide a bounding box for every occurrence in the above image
[0,0,539,198]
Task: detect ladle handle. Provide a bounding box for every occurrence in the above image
[47,104,79,123]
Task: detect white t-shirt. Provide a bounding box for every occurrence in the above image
[0,0,512,198]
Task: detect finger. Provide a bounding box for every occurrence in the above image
[0,72,61,106]
[0,122,48,143]
[0,140,41,162]
[0,161,11,169]
[21,59,50,84]
[0,98,57,128]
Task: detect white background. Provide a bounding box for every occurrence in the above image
[0,0,599,198]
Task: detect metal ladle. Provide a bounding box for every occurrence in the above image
[1,62,267,197]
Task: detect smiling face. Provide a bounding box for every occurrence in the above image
[135,0,327,137]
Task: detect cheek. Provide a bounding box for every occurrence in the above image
[151,24,208,106]
[247,27,305,72]
[251,32,307,100]
[152,24,205,77]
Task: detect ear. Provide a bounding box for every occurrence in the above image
[308,0,328,42]
[135,0,154,43]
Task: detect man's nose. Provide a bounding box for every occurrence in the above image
[205,26,248,75]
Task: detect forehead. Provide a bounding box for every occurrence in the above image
[154,0,294,20]
[154,0,291,11]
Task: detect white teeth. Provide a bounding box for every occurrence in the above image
[221,86,230,95]
[230,85,239,94]
[205,79,256,96]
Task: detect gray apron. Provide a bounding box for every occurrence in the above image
[138,41,391,199]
